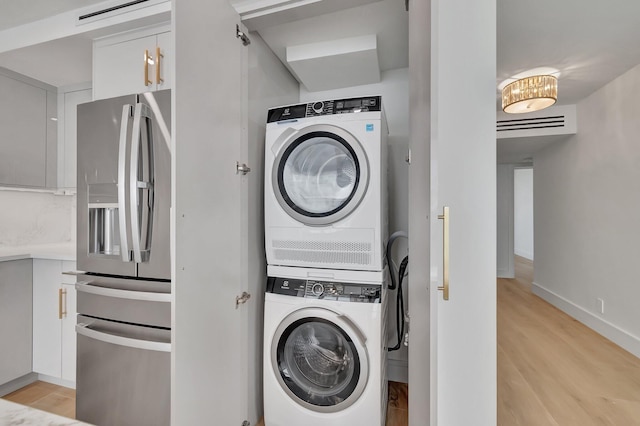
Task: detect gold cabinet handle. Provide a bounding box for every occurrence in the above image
[156,46,164,85]
[144,49,152,86]
[437,206,450,300]
[58,288,68,319]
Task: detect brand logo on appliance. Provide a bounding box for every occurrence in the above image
[366,123,374,132]
[283,108,290,116]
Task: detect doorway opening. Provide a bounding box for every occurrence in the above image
[514,167,533,264]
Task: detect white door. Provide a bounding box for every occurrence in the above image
[172,1,248,425]
[408,0,497,424]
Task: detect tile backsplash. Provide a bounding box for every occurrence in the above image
[0,190,75,246]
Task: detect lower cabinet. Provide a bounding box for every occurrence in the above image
[0,259,33,385]
[32,259,77,385]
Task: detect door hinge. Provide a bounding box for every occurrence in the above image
[236,24,251,46]
[405,0,409,11]
[236,291,251,309]
[236,161,251,175]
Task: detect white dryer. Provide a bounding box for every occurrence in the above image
[263,266,388,426]
[264,96,388,272]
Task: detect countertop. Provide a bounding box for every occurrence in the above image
[0,399,91,425]
[0,242,76,262]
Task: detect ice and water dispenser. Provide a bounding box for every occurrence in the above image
[88,183,122,257]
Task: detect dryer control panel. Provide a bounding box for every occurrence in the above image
[267,276,381,303]
[267,96,382,123]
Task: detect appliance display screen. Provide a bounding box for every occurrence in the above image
[344,99,362,108]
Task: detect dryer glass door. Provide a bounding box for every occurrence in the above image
[274,316,367,412]
[275,128,369,226]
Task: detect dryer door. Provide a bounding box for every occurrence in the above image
[271,307,369,413]
[273,124,369,226]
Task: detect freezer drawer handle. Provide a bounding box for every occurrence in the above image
[76,323,171,352]
[75,281,171,302]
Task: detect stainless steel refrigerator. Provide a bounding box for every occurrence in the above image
[75,89,171,426]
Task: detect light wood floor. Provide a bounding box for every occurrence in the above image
[2,381,75,419]
[6,258,640,425]
[498,256,640,425]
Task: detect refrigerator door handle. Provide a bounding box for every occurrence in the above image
[130,103,154,264]
[118,104,133,262]
[76,323,171,353]
[75,281,171,302]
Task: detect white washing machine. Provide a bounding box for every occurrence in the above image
[263,266,388,426]
[264,96,388,272]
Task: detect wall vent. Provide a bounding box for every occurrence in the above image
[496,104,577,139]
[76,0,165,25]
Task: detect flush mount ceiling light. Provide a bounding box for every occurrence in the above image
[502,75,558,114]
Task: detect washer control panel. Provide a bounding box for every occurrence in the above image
[267,96,382,123]
[267,276,381,303]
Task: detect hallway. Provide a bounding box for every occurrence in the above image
[498,256,640,425]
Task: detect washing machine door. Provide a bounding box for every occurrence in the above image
[273,124,369,226]
[271,307,369,413]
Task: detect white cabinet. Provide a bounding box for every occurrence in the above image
[0,259,32,385]
[61,261,77,383]
[93,26,172,100]
[58,86,92,189]
[32,259,77,386]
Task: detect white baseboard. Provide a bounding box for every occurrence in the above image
[514,249,533,260]
[497,267,514,278]
[0,373,38,397]
[37,374,76,389]
[387,358,408,383]
[532,282,640,359]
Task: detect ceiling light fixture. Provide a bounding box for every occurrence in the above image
[502,75,557,114]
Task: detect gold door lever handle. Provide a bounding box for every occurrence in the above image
[437,206,450,300]
[144,50,152,87]
[155,46,164,84]
[58,288,67,319]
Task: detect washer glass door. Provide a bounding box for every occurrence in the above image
[274,314,368,412]
[274,126,369,226]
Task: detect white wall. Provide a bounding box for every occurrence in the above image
[0,190,75,246]
[514,168,533,260]
[300,68,410,382]
[497,164,514,277]
[533,63,640,357]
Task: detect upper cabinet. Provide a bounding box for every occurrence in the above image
[93,26,172,100]
[0,70,57,189]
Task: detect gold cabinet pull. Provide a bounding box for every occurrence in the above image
[156,46,164,85]
[58,288,68,319]
[437,206,450,300]
[144,49,152,86]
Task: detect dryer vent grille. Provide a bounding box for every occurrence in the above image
[272,240,372,265]
[273,240,371,252]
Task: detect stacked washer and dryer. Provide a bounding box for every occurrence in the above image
[263,96,389,426]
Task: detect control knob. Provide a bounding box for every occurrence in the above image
[312,101,324,114]
[311,283,324,296]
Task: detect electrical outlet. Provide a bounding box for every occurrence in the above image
[597,298,604,314]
